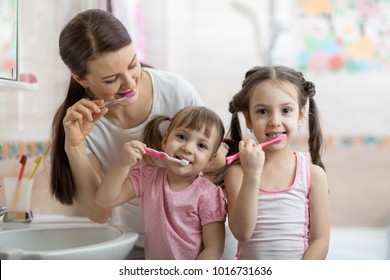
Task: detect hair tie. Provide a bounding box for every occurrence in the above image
[169,115,174,122]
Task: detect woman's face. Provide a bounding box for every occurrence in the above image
[78,44,141,106]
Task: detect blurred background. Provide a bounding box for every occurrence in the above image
[1,0,389,259]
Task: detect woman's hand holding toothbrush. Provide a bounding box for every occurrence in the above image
[63,99,108,148]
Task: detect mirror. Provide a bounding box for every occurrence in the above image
[0,0,18,81]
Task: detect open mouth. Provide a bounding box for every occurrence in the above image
[118,90,136,98]
[266,132,286,139]
[176,156,191,164]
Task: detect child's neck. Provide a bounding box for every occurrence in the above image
[166,171,199,192]
[261,147,296,191]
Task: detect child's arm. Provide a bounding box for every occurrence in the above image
[224,138,264,241]
[95,140,146,208]
[302,164,330,259]
[196,221,225,260]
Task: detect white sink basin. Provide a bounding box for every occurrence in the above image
[0,215,138,260]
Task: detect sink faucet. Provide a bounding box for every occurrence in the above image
[0,205,6,217]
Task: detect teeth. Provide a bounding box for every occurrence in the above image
[267,133,282,138]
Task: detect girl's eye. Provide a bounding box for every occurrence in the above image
[257,109,267,115]
[283,108,292,114]
[176,134,186,141]
[197,143,208,150]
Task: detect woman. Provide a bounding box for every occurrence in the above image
[50,9,203,259]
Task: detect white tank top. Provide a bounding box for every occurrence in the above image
[237,152,311,260]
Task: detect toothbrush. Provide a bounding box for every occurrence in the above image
[99,90,135,109]
[225,134,287,165]
[11,154,28,209]
[144,147,189,166]
[27,154,44,180]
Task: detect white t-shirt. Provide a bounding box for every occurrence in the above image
[85,67,203,246]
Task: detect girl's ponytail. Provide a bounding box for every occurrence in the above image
[307,98,325,170]
[143,115,170,152]
[303,80,325,170]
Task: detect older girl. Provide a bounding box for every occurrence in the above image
[224,66,330,259]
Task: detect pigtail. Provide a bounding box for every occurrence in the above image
[142,115,170,165]
[304,80,325,171]
[225,102,243,158]
[307,98,325,170]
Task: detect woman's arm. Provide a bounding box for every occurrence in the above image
[224,138,264,241]
[302,164,330,259]
[63,99,110,223]
[66,146,111,223]
[197,221,225,260]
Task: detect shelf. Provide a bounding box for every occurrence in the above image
[0,79,38,91]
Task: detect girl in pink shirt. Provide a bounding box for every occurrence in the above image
[96,106,226,259]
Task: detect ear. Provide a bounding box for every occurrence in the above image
[71,73,86,88]
[243,111,253,130]
[161,131,169,151]
[209,152,217,162]
[298,107,306,128]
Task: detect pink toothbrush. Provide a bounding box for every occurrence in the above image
[99,90,135,109]
[145,147,189,166]
[225,134,287,165]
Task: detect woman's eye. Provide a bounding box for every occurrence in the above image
[104,77,117,84]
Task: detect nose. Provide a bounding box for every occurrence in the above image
[181,142,195,154]
[121,71,136,90]
[268,113,282,127]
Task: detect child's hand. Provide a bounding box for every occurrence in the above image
[120,140,146,167]
[239,138,265,175]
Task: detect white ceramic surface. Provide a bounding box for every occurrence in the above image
[0,215,138,260]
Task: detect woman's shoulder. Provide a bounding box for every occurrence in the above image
[143,67,186,84]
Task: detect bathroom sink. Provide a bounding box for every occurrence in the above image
[0,215,138,260]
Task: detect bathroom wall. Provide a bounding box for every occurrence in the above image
[1,0,389,226]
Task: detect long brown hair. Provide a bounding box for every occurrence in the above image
[50,9,132,204]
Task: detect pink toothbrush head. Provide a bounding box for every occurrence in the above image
[225,134,287,165]
[145,147,189,166]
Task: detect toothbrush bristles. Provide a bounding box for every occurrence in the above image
[169,157,189,166]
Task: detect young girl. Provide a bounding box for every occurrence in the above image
[224,66,330,260]
[95,106,227,260]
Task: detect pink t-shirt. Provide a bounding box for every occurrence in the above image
[130,164,226,260]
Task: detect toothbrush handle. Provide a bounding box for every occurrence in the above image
[225,135,286,165]
[144,147,168,161]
